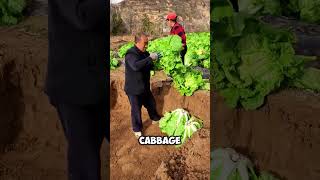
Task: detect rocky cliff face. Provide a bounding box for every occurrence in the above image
[110,0,210,35]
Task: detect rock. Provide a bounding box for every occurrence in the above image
[121,163,136,175]
[111,0,209,35]
[169,159,176,165]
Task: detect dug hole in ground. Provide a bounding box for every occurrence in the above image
[110,59,210,179]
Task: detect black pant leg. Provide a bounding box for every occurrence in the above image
[127,95,143,132]
[56,103,106,180]
[180,46,187,65]
[100,101,110,142]
[142,91,161,121]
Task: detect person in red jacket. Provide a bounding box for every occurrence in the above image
[166,12,187,64]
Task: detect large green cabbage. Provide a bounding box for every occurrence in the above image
[212,1,320,110]
[184,32,210,68]
[147,35,207,96]
[159,109,203,147]
[237,0,320,24]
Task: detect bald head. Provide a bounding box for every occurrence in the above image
[135,33,148,52]
[134,33,148,43]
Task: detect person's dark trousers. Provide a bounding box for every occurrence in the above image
[55,102,109,180]
[180,45,188,65]
[127,91,161,132]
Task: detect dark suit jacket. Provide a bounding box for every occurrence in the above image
[124,46,154,95]
[45,0,108,105]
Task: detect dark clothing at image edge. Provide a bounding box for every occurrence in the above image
[45,0,109,105]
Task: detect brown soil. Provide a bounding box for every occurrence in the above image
[110,67,210,179]
[0,16,109,180]
[213,90,320,180]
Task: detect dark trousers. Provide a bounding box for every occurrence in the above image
[181,45,187,65]
[55,103,109,180]
[127,91,160,132]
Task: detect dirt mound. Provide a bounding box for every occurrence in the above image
[213,90,320,180]
[110,68,210,179]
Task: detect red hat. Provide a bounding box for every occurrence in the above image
[166,12,177,20]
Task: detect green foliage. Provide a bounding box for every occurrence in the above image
[110,51,120,70]
[118,42,134,58]
[299,0,320,23]
[159,109,203,147]
[116,33,210,96]
[147,34,208,96]
[0,0,26,25]
[184,32,210,68]
[200,81,210,91]
[237,0,320,24]
[292,67,320,92]
[212,1,320,110]
[172,68,205,96]
[147,35,183,72]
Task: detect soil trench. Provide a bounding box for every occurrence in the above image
[110,67,210,180]
[213,90,320,180]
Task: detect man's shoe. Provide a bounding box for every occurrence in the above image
[152,120,159,125]
[151,116,161,125]
[134,131,142,138]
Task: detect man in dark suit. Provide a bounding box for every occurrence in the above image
[124,33,161,138]
[45,1,108,180]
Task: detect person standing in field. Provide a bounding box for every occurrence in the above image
[166,12,187,64]
[124,33,162,138]
[45,1,109,180]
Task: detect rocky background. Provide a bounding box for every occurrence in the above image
[110,0,210,36]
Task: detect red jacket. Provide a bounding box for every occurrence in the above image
[170,22,186,47]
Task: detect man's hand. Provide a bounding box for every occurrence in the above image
[157,53,163,59]
[150,53,159,60]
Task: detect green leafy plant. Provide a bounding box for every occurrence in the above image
[292,67,320,92]
[212,0,320,110]
[159,109,203,147]
[200,80,210,91]
[116,33,210,96]
[110,51,120,70]
[0,0,26,25]
[147,35,183,72]
[118,42,134,58]
[237,0,320,24]
[172,68,205,96]
[184,32,210,68]
[147,35,208,96]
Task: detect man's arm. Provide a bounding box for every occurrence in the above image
[125,53,153,71]
[54,0,106,31]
